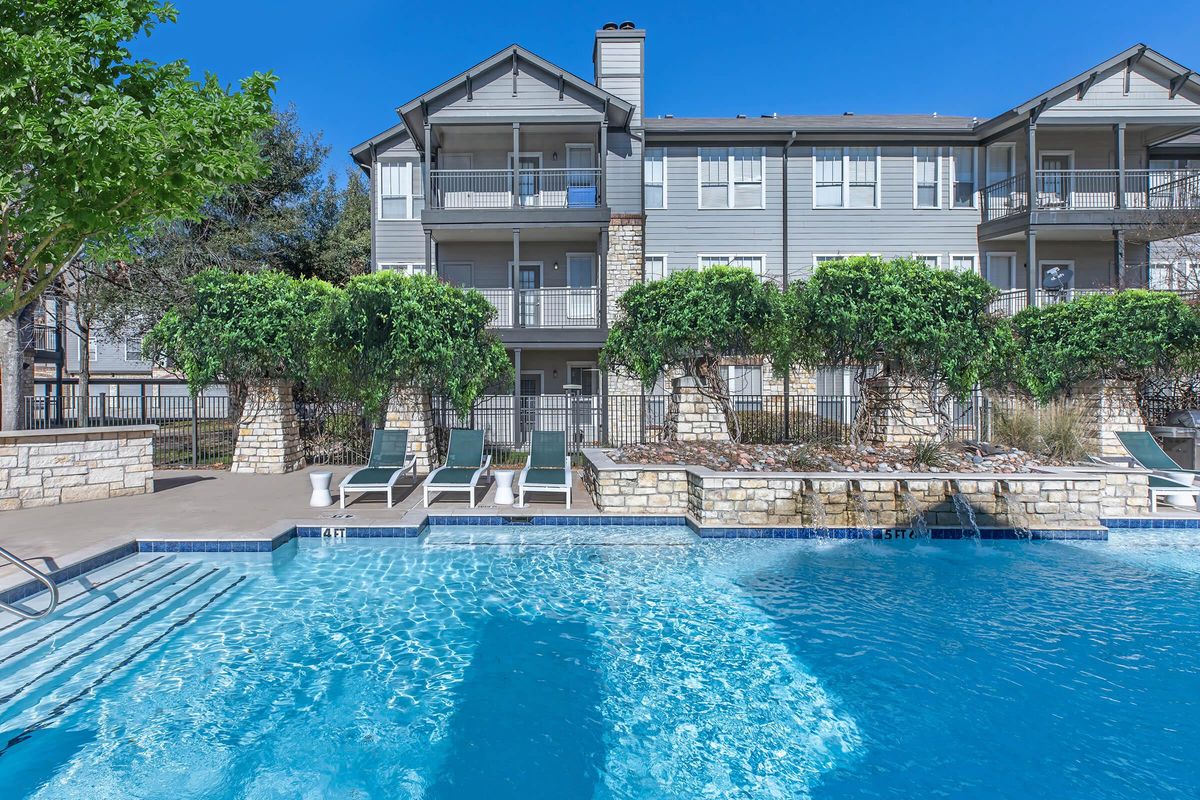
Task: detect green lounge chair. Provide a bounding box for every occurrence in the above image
[518,430,572,508]
[1116,431,1199,510]
[1149,475,1200,511]
[423,429,491,508]
[339,429,416,509]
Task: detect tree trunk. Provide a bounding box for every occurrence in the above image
[0,315,22,431]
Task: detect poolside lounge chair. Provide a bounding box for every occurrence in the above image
[1149,475,1200,511]
[339,429,417,509]
[518,430,572,508]
[1117,431,1200,510]
[422,429,492,508]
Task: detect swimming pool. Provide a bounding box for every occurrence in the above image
[1,525,1197,798]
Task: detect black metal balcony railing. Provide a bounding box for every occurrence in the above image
[428,168,601,210]
[474,287,601,328]
[987,286,1200,317]
[982,169,1200,222]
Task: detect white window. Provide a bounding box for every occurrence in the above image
[644,255,667,281]
[986,143,1016,184]
[645,148,666,209]
[815,148,879,208]
[698,147,764,208]
[814,254,868,266]
[984,252,1017,290]
[724,365,763,410]
[913,254,941,268]
[379,262,427,275]
[914,147,941,209]
[951,147,976,208]
[124,337,143,361]
[378,160,423,220]
[699,254,765,277]
[950,254,977,273]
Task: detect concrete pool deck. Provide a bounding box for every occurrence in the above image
[0,466,598,594]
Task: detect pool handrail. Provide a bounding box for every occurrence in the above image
[0,544,59,620]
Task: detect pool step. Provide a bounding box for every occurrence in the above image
[421,524,697,547]
[0,559,247,737]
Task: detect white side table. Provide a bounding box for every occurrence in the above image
[493,470,516,505]
[309,471,334,507]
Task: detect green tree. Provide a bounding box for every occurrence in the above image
[0,1,276,317]
[144,269,335,394]
[600,266,778,440]
[774,256,1005,440]
[317,271,511,417]
[1011,290,1200,402]
[309,170,371,285]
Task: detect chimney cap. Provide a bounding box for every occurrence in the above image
[602,21,618,30]
[736,113,747,119]
[618,20,636,29]
[843,111,854,116]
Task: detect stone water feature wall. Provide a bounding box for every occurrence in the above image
[0,425,155,510]
[583,450,1150,530]
[232,382,304,474]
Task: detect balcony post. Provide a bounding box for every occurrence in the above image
[1026,118,1037,212]
[425,230,433,276]
[512,227,521,328]
[423,121,432,210]
[511,122,520,207]
[1114,228,1126,288]
[599,119,608,207]
[1114,123,1127,209]
[1026,227,1038,306]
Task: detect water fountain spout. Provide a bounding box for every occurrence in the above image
[994,479,1029,539]
[801,478,828,530]
[948,479,981,539]
[895,479,930,539]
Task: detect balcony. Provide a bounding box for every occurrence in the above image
[473,287,601,329]
[428,168,601,211]
[982,169,1200,224]
[987,287,1200,317]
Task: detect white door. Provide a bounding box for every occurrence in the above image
[984,253,1016,289]
[1039,153,1073,208]
[565,145,597,207]
[565,253,596,324]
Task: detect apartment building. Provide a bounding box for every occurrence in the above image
[352,24,1200,411]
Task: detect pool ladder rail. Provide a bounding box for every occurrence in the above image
[0,543,60,620]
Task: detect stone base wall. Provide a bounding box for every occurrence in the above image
[583,450,1152,529]
[860,374,943,447]
[604,213,644,325]
[670,377,731,442]
[0,426,155,510]
[385,388,437,472]
[1072,378,1144,458]
[232,383,303,474]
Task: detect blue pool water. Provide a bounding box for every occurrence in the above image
[0,526,1198,798]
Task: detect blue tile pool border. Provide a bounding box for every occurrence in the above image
[425,514,688,527]
[688,523,1108,541]
[0,540,138,606]
[1101,517,1200,529]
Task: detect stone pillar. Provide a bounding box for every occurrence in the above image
[385,387,437,473]
[670,376,731,442]
[1072,377,1143,458]
[605,213,646,444]
[860,374,942,447]
[232,382,304,474]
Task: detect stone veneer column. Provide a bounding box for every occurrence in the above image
[860,374,942,447]
[385,387,437,473]
[1072,377,1143,458]
[670,376,731,442]
[232,382,304,474]
[604,213,647,444]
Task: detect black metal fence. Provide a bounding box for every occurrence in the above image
[295,399,374,465]
[1139,376,1200,426]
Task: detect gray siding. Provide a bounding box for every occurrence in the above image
[1040,61,1200,123]
[606,131,642,214]
[63,326,152,375]
[372,129,425,268]
[429,60,605,118]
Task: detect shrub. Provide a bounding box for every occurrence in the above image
[1011,290,1200,401]
[910,438,947,469]
[991,403,1088,463]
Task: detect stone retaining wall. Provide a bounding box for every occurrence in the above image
[0,426,155,510]
[583,449,1152,530]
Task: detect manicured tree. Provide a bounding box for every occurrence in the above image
[601,265,779,441]
[1010,290,1200,401]
[775,256,1005,444]
[317,271,511,418]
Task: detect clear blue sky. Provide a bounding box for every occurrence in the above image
[135,0,1200,176]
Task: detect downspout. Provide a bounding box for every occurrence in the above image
[782,131,797,442]
[368,143,377,272]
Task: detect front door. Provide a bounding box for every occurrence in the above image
[565,253,596,324]
[566,364,601,447]
[518,264,541,327]
[984,253,1016,289]
[509,154,542,206]
[1039,153,1073,208]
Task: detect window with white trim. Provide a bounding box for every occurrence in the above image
[378,160,423,220]
[699,147,764,208]
[724,365,763,410]
[914,147,941,209]
[951,147,976,208]
[699,254,765,276]
[645,255,666,281]
[645,148,665,209]
[379,262,427,275]
[814,254,868,266]
[950,254,976,273]
[913,254,940,268]
[124,337,144,361]
[815,148,878,208]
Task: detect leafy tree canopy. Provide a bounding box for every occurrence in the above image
[144,269,334,393]
[317,271,511,416]
[0,0,276,317]
[600,266,778,388]
[1011,290,1200,401]
[774,256,1004,397]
